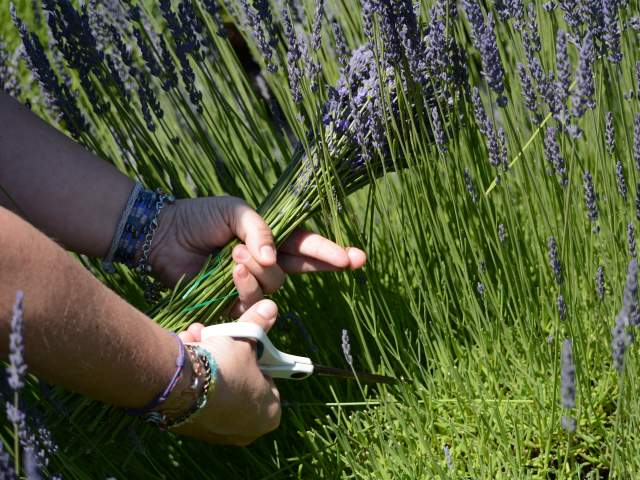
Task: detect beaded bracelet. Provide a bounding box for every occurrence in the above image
[142,345,217,431]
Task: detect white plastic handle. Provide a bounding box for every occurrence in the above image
[200,322,315,380]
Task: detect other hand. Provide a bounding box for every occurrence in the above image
[149,196,366,316]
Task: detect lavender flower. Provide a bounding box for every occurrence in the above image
[525,4,541,54]
[560,339,575,431]
[555,30,571,104]
[612,260,639,370]
[634,113,640,171]
[7,291,26,390]
[583,171,599,223]
[463,1,507,106]
[605,112,616,155]
[498,223,506,243]
[341,329,353,366]
[241,0,277,72]
[477,282,485,297]
[616,160,628,201]
[603,0,622,63]
[636,183,640,221]
[595,266,605,301]
[331,19,349,67]
[572,32,595,118]
[378,0,404,68]
[203,0,227,37]
[517,63,537,116]
[0,36,22,99]
[282,6,302,103]
[557,294,567,320]
[471,87,489,137]
[311,0,325,51]
[543,1,556,11]
[544,127,568,187]
[464,168,478,204]
[558,0,581,31]
[624,259,639,326]
[443,444,454,470]
[498,127,508,169]
[548,236,563,285]
[432,106,447,153]
[629,222,637,258]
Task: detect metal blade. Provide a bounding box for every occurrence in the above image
[313,364,401,385]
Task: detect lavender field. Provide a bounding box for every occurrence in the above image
[2,0,640,478]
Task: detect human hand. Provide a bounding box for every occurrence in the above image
[148,196,366,316]
[171,300,281,445]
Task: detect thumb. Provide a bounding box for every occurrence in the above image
[237,299,278,333]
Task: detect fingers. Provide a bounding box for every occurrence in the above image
[233,244,285,293]
[236,299,278,333]
[223,197,276,266]
[230,263,264,316]
[177,323,205,343]
[279,230,368,270]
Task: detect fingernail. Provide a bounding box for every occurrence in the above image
[235,264,247,278]
[260,245,276,263]
[256,301,277,319]
[234,246,248,261]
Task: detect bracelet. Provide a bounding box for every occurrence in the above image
[125,333,185,416]
[102,182,142,273]
[142,345,217,430]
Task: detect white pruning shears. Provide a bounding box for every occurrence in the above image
[200,322,399,384]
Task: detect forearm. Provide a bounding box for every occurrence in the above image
[0,206,176,408]
[0,92,133,258]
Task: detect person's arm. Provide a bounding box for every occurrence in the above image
[0,206,280,444]
[0,92,134,258]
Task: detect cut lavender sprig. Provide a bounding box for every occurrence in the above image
[432,106,447,153]
[517,63,538,117]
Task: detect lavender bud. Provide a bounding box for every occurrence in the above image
[498,223,507,243]
[543,1,556,11]
[443,444,454,470]
[241,0,277,72]
[477,282,486,297]
[471,87,489,137]
[331,19,349,67]
[595,266,605,301]
[560,339,575,410]
[341,329,353,366]
[583,171,599,223]
[605,112,616,155]
[636,183,640,221]
[498,127,508,169]
[525,4,541,53]
[572,32,595,118]
[282,6,302,103]
[616,160,627,202]
[548,236,563,285]
[561,416,576,432]
[629,223,637,258]
[378,0,404,68]
[624,259,639,325]
[557,294,567,320]
[611,310,632,371]
[311,0,325,51]
[203,0,227,37]
[555,30,571,103]
[558,0,581,31]
[547,335,554,344]
[7,291,26,391]
[464,168,478,204]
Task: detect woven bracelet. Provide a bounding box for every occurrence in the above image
[126,333,185,417]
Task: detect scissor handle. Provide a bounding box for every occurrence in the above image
[199,322,315,380]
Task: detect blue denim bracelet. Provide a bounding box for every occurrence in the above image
[102,183,159,272]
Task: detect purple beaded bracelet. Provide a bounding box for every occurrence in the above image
[126,333,185,416]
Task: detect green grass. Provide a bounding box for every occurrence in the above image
[3,0,640,478]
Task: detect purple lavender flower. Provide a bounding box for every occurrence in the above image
[443,444,453,470]
[7,291,26,390]
[463,1,507,106]
[498,223,506,243]
[583,171,599,223]
[543,1,556,11]
[612,310,632,371]
[282,5,302,103]
[605,112,616,155]
[548,236,563,285]
[557,294,567,320]
[624,259,639,326]
[0,441,14,479]
[432,106,447,153]
[636,183,640,221]
[331,19,349,67]
[544,127,568,187]
[498,127,508,169]
[629,222,637,258]
[525,4,541,53]
[477,282,486,297]
[560,339,575,408]
[634,113,640,171]
[616,160,627,201]
[241,0,278,72]
[595,266,605,301]
[603,0,622,63]
[471,87,490,137]
[517,63,538,116]
[311,0,325,51]
[341,329,353,366]
[464,168,479,204]
[555,30,571,104]
[486,129,501,168]
[558,0,581,31]
[0,36,22,99]
[572,31,595,118]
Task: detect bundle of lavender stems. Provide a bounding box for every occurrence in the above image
[156,42,447,328]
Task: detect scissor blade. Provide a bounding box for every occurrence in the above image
[313,364,400,385]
